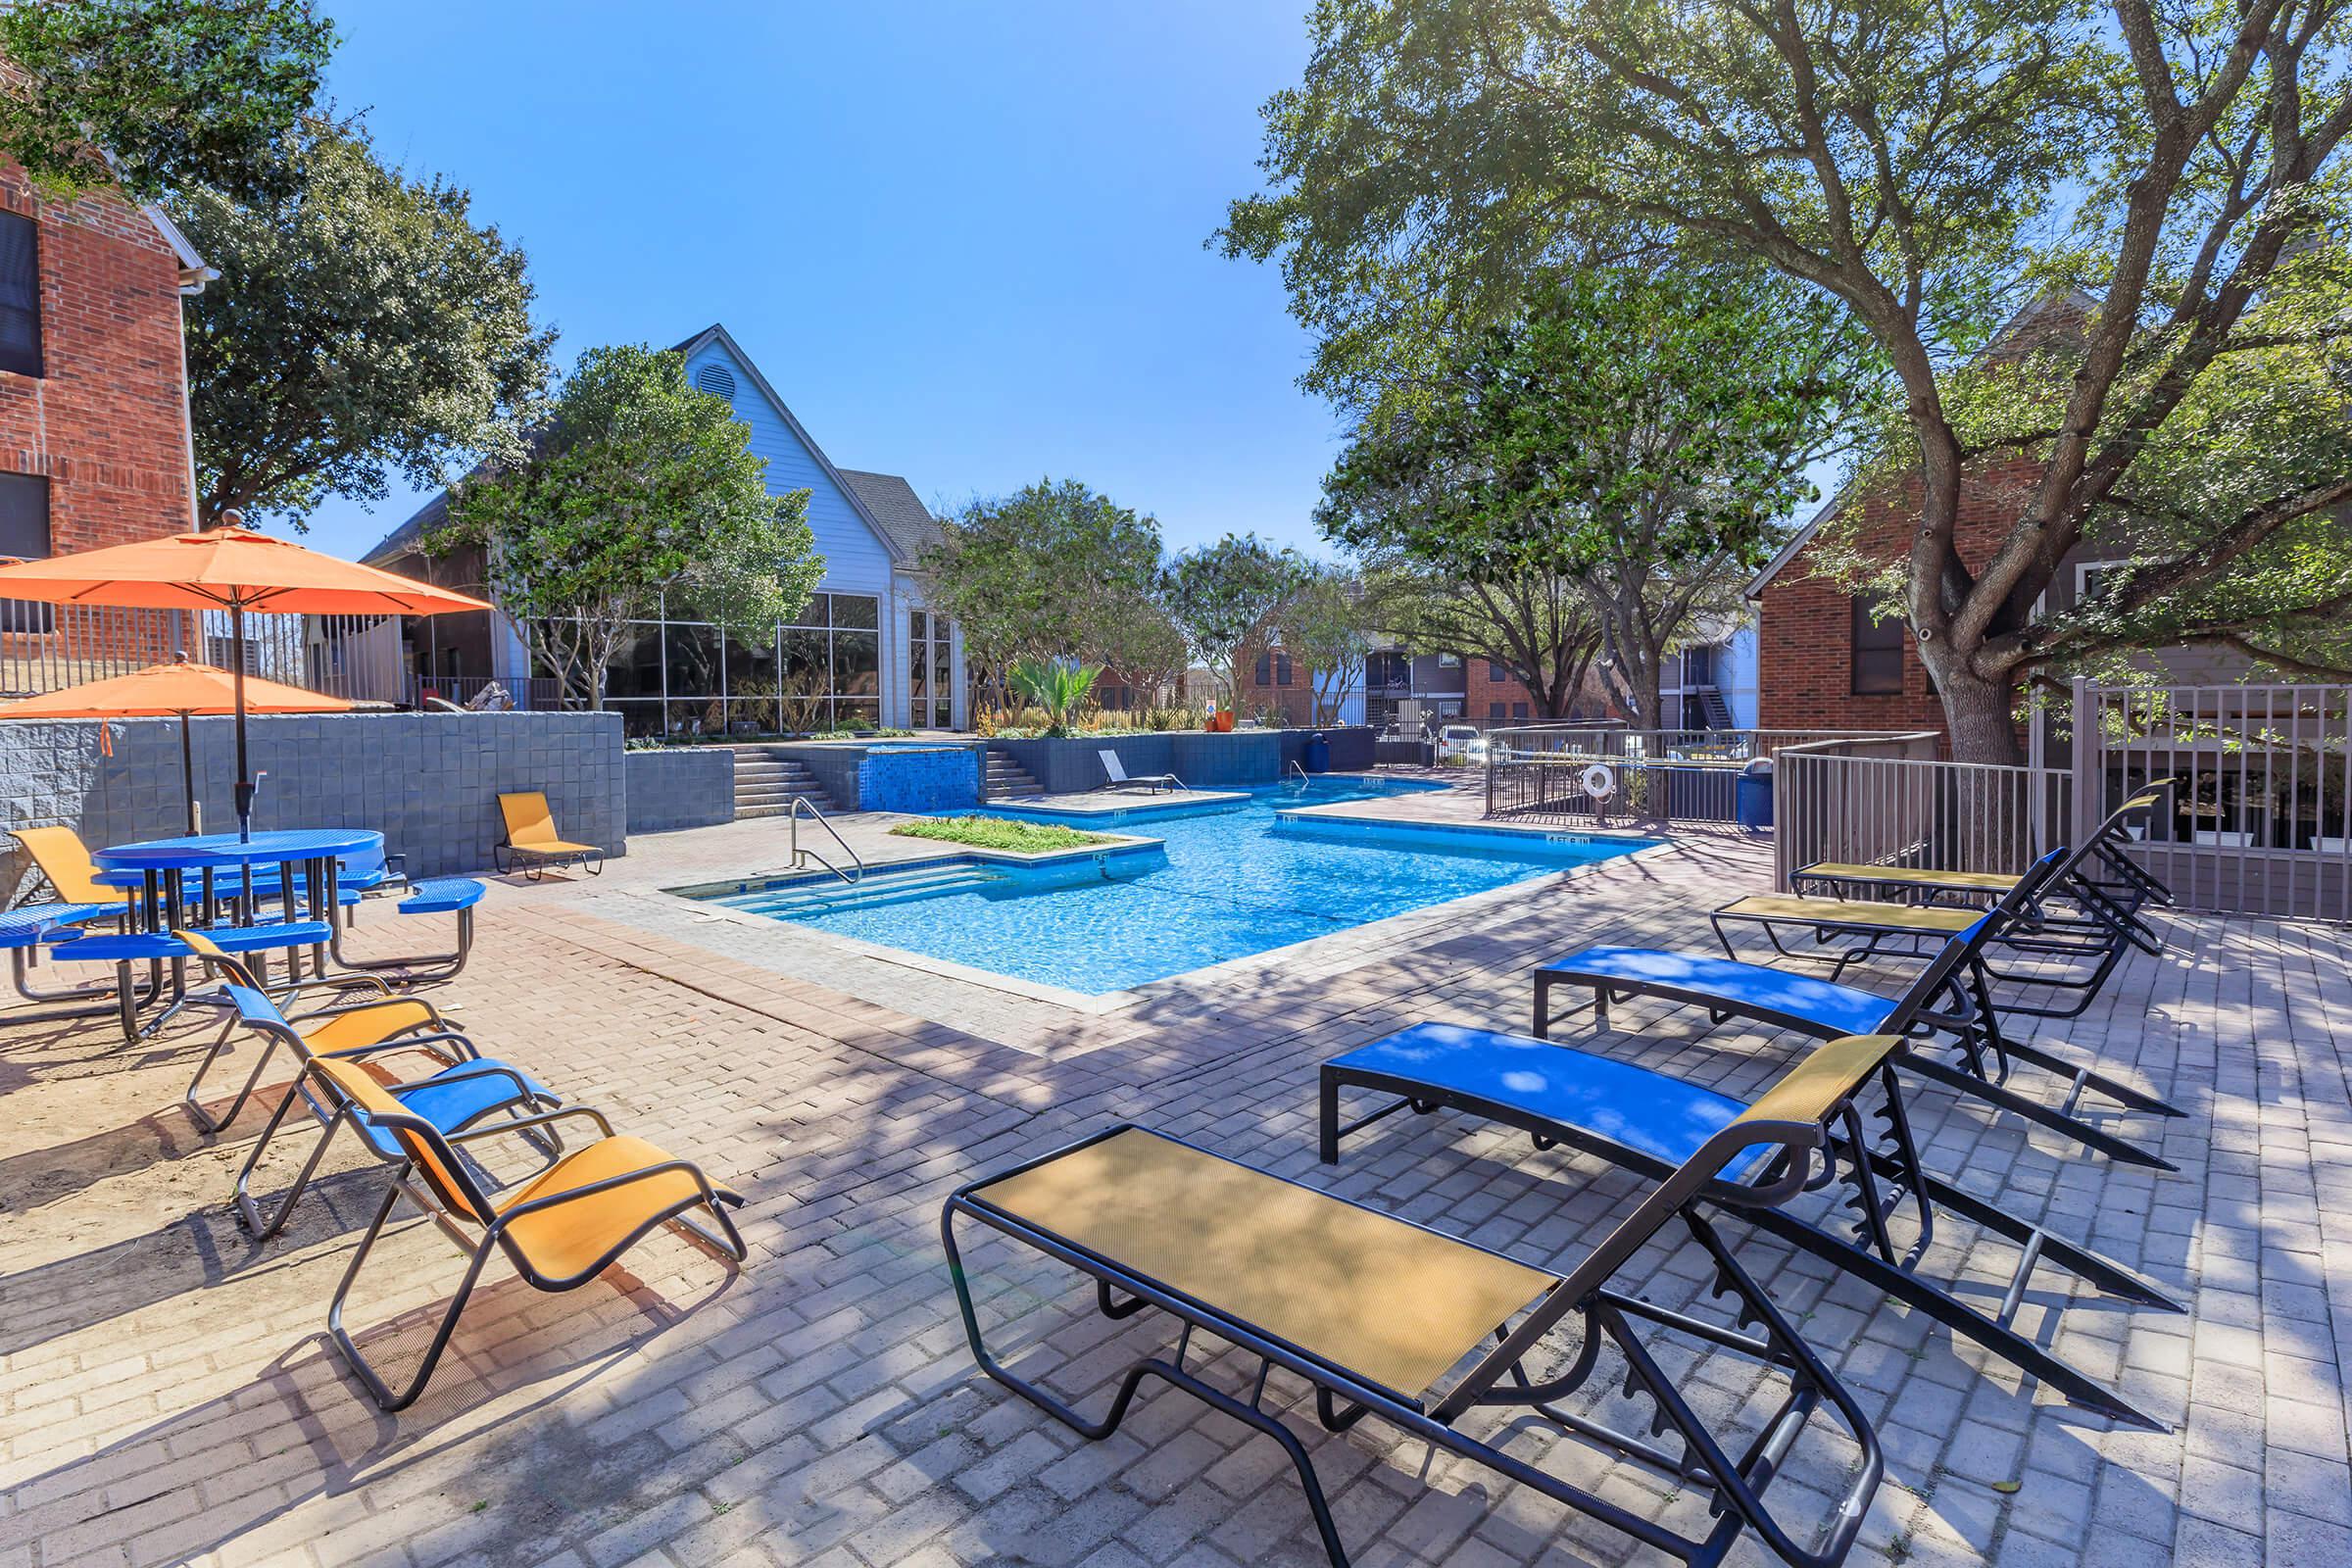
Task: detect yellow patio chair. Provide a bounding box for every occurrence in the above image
[318,1055,744,1410]
[175,928,472,1134]
[9,824,139,915]
[493,792,606,880]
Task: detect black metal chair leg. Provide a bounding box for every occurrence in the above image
[326,1178,499,1412]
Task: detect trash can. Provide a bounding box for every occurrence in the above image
[1302,732,1332,773]
[1735,757,1775,830]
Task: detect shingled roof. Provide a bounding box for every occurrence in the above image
[836,468,944,564]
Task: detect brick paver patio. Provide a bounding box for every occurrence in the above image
[4,795,2349,1567]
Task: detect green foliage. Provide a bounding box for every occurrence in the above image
[1007,658,1102,736]
[1277,562,1377,725]
[1319,262,1857,719]
[0,0,333,199]
[889,816,1115,854]
[1225,0,2352,756]
[434,344,823,709]
[1160,534,1310,705]
[921,478,1166,691]
[178,117,554,530]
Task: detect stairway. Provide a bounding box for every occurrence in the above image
[985,749,1046,800]
[1696,688,1735,730]
[733,863,1000,918]
[728,748,834,819]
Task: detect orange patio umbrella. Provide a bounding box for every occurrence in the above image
[0,523,491,838]
[0,659,356,834]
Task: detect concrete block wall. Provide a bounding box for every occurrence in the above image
[626,748,736,833]
[0,710,624,893]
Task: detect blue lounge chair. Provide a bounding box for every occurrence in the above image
[1533,850,2180,1169]
[1318,1020,2180,1430]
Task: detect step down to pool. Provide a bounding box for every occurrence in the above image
[985,749,1046,800]
[727,749,835,819]
[728,863,1001,918]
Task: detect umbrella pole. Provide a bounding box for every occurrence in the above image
[179,710,197,835]
[231,601,253,841]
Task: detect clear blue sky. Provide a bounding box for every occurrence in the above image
[296,0,1339,564]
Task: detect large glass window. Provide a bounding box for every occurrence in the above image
[543,591,891,733]
[908,608,952,727]
[0,212,40,378]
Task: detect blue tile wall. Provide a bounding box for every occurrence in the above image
[858,747,981,812]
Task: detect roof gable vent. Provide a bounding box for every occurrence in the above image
[693,363,737,402]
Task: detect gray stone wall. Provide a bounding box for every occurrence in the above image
[625,749,736,834]
[0,710,624,892]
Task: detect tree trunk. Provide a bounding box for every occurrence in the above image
[1936,663,2025,765]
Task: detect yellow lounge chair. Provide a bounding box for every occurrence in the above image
[321,1056,744,1409]
[493,792,606,880]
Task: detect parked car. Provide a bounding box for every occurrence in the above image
[1435,724,1488,763]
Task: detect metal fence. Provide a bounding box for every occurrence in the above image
[1485,726,1940,823]
[1773,749,2076,891]
[2075,680,2352,921]
[0,599,417,705]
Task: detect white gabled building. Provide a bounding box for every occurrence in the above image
[365,322,964,735]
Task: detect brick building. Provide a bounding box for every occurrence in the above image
[0,157,210,684]
[1243,644,1599,729]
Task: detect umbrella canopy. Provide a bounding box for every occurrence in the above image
[0,660,357,834]
[0,525,494,838]
[0,659,358,719]
[0,524,491,615]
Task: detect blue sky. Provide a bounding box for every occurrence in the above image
[296,1,1337,564]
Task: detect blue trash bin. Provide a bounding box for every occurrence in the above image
[1735,759,1775,829]
[1302,733,1332,773]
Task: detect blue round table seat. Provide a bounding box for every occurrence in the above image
[53,920,333,964]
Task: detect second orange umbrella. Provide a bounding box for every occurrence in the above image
[0,658,355,833]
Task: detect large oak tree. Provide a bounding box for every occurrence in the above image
[1226,0,2352,761]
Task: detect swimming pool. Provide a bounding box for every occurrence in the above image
[684,779,1656,995]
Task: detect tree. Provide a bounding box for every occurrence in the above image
[1318,264,1858,723]
[1007,658,1102,735]
[1225,0,2352,761]
[1093,591,1191,709]
[1363,554,1607,721]
[920,478,1165,706]
[434,345,823,710]
[1278,562,1377,725]
[1160,534,1309,708]
[179,117,553,530]
[0,0,333,199]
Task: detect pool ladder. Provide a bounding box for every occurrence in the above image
[1286,760,1310,790]
[789,797,864,886]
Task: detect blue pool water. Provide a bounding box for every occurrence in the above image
[693,779,1654,994]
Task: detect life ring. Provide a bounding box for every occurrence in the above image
[1581,762,1617,801]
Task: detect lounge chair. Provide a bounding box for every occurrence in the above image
[203,982,560,1239]
[320,1057,744,1410]
[1788,783,2176,925]
[946,1040,1897,1568]
[1716,823,2158,1017]
[1098,750,1182,794]
[7,825,140,926]
[494,792,606,880]
[175,928,476,1136]
[1319,1020,2180,1430]
[1533,849,2182,1169]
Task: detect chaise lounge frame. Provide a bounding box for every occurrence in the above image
[946,1044,1903,1568]
[1319,1021,2179,1431]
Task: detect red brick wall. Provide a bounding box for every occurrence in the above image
[0,161,194,554]
[1757,458,2042,739]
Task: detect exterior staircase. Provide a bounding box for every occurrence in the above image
[985,748,1046,801]
[1696,688,1735,730]
[728,748,834,819]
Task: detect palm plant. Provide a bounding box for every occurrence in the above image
[1007,658,1102,736]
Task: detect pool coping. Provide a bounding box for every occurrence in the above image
[662,828,1167,900]
[660,807,1679,1015]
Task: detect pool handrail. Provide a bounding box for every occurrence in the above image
[790,797,863,886]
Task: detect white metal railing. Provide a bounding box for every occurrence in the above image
[1773,750,2075,891]
[2076,678,2352,921]
[1486,727,1938,821]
